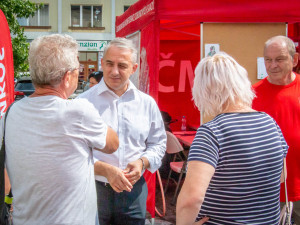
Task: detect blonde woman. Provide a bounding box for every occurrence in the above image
[176,53,288,225]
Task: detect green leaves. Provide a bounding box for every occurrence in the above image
[0,0,40,76]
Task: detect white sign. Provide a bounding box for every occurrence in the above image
[257,57,268,79]
[205,44,220,57]
[77,41,108,51]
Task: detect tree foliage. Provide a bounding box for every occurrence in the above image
[0,0,41,76]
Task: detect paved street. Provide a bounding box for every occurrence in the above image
[145,178,178,225]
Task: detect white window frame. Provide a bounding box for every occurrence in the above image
[71,5,101,27]
[18,4,49,26]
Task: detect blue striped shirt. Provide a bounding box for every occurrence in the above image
[188,112,288,225]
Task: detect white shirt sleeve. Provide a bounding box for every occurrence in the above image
[79,99,108,150]
[141,100,167,173]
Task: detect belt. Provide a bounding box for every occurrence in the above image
[96,180,112,189]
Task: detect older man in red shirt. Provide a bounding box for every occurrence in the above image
[252,35,300,224]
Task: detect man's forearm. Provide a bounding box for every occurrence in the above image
[94,160,113,177]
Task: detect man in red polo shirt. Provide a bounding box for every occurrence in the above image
[252,35,300,224]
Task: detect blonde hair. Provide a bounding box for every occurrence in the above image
[29,34,79,87]
[192,52,255,116]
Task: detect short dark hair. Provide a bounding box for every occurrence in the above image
[88,71,103,83]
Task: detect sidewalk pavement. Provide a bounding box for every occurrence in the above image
[145,179,178,225]
[145,218,173,225]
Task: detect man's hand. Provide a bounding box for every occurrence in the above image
[123,159,143,185]
[94,161,132,193]
[106,165,133,193]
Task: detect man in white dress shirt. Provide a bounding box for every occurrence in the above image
[78,38,166,225]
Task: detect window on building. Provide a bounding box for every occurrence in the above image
[17,4,49,26]
[124,6,130,12]
[71,5,102,28]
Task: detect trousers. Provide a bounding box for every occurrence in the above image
[96,176,148,225]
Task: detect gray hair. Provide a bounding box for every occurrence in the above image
[264,35,296,59]
[192,52,255,116]
[29,34,79,87]
[103,37,138,64]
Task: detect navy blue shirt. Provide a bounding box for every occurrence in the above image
[188,112,288,225]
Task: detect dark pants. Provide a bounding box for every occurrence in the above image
[96,177,147,225]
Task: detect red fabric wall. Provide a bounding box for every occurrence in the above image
[158,39,200,131]
[0,10,15,115]
[140,20,160,218]
[140,20,160,100]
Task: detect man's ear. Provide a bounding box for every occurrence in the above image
[62,71,71,88]
[132,63,138,74]
[293,52,299,67]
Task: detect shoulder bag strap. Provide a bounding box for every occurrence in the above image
[283,158,293,225]
[0,104,14,214]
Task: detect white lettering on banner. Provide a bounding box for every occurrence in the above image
[178,61,194,93]
[0,83,6,98]
[159,53,175,93]
[159,53,195,93]
[0,47,4,60]
[0,63,5,83]
[116,0,154,33]
[0,47,7,115]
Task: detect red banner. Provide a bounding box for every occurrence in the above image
[116,0,155,38]
[158,40,200,131]
[0,9,15,115]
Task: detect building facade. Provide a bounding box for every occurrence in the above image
[18,0,138,86]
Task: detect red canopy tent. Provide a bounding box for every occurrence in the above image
[116,0,300,131]
[116,0,300,220]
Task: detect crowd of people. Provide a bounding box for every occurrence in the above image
[0,33,299,225]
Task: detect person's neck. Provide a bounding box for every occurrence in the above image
[30,86,67,99]
[267,72,296,85]
[107,81,129,97]
[221,103,255,114]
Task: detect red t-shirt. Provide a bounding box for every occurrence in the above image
[252,74,300,202]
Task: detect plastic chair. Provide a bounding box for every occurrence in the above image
[164,131,188,205]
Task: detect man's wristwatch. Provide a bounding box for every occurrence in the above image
[139,158,145,171]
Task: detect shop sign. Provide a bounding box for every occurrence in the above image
[77,41,108,51]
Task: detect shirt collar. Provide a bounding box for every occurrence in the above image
[96,79,137,97]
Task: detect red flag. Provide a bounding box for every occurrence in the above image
[0,9,15,115]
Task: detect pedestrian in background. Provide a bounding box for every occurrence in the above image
[177,52,287,225]
[89,71,103,88]
[1,34,119,225]
[252,35,300,224]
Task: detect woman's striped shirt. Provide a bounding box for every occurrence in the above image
[188,112,288,225]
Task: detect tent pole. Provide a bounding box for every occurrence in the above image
[200,22,204,125]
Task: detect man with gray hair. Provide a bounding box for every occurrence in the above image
[79,37,166,225]
[2,34,119,225]
[252,35,300,224]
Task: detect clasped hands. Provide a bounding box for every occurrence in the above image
[107,159,143,193]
